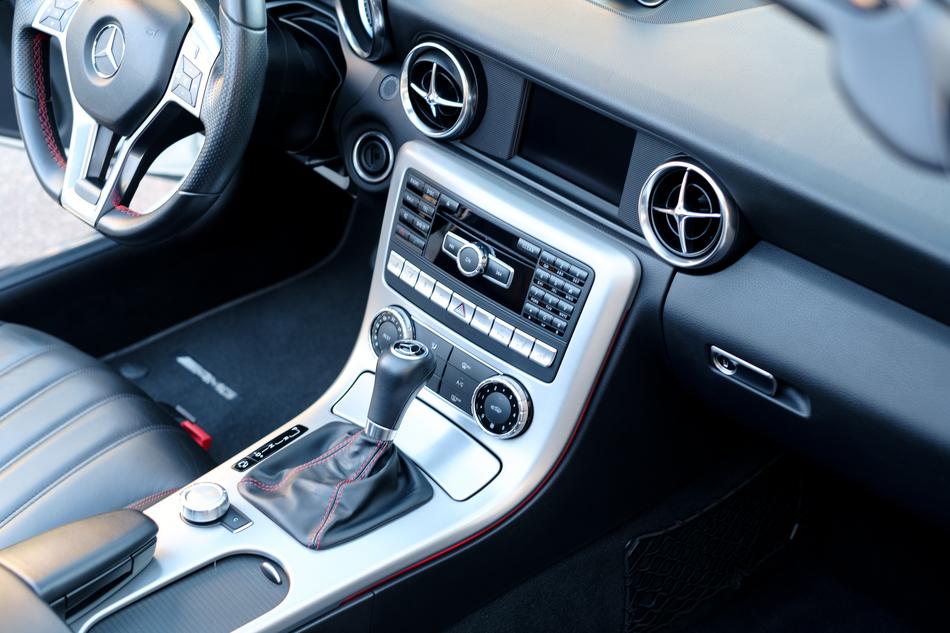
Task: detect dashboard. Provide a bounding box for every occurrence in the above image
[325,0,950,524]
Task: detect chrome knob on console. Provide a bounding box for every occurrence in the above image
[369,306,414,355]
[179,482,230,525]
[456,243,489,278]
[471,375,532,439]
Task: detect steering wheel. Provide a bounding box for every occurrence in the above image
[11,0,267,244]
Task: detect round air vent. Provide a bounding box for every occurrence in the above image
[638,160,738,269]
[400,42,478,140]
[337,0,389,61]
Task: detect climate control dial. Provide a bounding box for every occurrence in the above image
[370,306,414,355]
[471,375,531,439]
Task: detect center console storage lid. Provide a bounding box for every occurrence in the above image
[0,510,157,612]
[0,566,70,633]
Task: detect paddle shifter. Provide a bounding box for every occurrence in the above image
[239,340,435,550]
[365,340,437,442]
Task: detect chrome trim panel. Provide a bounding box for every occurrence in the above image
[334,372,500,500]
[74,141,639,633]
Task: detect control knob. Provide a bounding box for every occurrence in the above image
[369,306,414,355]
[471,375,532,439]
[456,242,489,278]
[179,482,230,524]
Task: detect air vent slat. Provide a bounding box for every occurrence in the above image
[638,161,738,269]
[400,42,478,140]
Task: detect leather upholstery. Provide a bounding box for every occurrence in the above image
[0,323,212,548]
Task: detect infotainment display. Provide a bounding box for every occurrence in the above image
[517,84,636,206]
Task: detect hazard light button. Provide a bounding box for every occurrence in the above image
[448,293,475,324]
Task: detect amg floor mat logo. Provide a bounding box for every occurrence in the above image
[176,356,239,401]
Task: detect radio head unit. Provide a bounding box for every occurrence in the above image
[385,170,593,382]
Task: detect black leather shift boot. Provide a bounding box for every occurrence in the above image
[238,422,433,550]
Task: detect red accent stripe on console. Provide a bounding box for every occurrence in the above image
[341,313,627,605]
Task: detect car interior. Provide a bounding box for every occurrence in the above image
[0,0,949,631]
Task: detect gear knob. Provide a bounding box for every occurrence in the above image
[366,339,436,441]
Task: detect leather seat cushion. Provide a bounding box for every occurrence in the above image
[0,323,212,548]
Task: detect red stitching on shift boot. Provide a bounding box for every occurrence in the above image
[32,34,65,169]
[314,442,388,550]
[239,432,362,492]
[309,441,383,549]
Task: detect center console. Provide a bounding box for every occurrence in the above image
[71,142,640,633]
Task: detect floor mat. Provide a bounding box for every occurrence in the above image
[105,206,380,464]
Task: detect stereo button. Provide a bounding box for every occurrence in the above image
[448,294,475,324]
[529,341,557,368]
[485,258,513,287]
[517,238,541,258]
[407,175,425,193]
[442,233,466,257]
[431,283,453,309]
[399,261,420,286]
[414,272,436,298]
[471,307,495,335]
[489,319,514,346]
[386,251,405,276]
[509,329,535,358]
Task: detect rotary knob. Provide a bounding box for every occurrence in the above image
[179,482,230,525]
[456,243,488,278]
[370,306,414,355]
[471,376,532,439]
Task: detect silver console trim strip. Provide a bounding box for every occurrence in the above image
[74,141,640,633]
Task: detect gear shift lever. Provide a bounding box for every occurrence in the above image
[365,340,436,442]
[239,340,435,550]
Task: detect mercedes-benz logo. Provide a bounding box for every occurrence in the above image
[91,24,125,79]
[392,340,427,359]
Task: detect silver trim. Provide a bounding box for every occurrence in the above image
[73,142,639,633]
[369,306,414,355]
[336,0,389,61]
[471,375,531,439]
[637,0,667,7]
[440,232,514,289]
[32,0,220,225]
[400,42,477,140]
[710,346,778,396]
[391,339,429,360]
[91,24,124,79]
[637,160,738,269]
[178,482,229,524]
[351,130,394,184]
[363,419,398,442]
[260,561,282,585]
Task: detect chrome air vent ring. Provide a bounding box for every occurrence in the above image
[400,41,478,140]
[337,0,389,60]
[638,160,738,269]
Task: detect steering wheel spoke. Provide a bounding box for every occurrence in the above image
[31,0,81,41]
[14,0,264,242]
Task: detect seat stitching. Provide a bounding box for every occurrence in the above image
[0,425,183,531]
[0,365,113,425]
[127,488,180,511]
[0,393,152,480]
[0,345,60,379]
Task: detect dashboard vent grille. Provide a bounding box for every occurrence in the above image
[638,161,737,269]
[401,42,477,139]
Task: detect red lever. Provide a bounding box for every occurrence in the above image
[180,420,213,451]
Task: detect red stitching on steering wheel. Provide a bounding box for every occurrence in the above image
[111,192,142,217]
[32,33,65,169]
